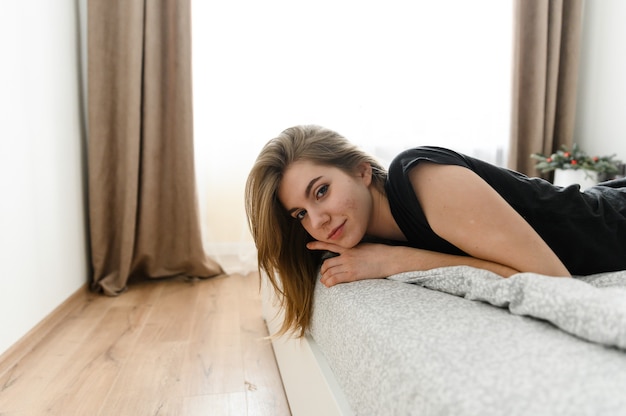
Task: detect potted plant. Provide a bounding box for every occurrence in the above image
[531,144,621,190]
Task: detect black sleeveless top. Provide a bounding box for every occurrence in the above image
[384,146,626,275]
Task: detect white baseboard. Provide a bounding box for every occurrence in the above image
[261,276,354,416]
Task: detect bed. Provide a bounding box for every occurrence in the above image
[262,266,626,416]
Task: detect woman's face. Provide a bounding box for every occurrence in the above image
[278,160,373,248]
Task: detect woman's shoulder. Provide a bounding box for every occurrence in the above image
[389,146,472,174]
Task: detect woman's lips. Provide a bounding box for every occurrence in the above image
[328,222,345,240]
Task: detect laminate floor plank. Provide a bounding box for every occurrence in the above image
[0,272,290,416]
[238,273,291,416]
[183,274,246,397]
[0,289,117,414]
[33,303,155,415]
[181,392,248,416]
[97,340,189,415]
[99,278,229,414]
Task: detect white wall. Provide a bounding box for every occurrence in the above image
[0,1,89,355]
[575,0,626,160]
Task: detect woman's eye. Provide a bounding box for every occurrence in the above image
[295,210,307,221]
[315,184,328,199]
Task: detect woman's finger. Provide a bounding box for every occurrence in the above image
[306,240,344,253]
[320,254,340,275]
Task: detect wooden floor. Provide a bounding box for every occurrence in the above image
[0,272,291,416]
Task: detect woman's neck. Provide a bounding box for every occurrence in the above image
[367,188,407,242]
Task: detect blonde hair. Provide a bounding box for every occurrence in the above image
[245,125,386,337]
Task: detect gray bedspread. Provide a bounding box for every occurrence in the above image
[389,267,626,350]
[309,268,626,416]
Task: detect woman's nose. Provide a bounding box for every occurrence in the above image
[309,209,330,229]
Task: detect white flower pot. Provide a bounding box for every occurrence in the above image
[553,168,598,191]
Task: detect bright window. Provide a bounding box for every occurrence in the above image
[192,0,513,267]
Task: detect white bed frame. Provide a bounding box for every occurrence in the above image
[261,277,354,416]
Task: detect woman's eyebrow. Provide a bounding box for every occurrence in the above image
[286,175,323,216]
[305,176,323,199]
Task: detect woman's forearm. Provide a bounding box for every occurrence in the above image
[312,242,570,288]
[388,245,570,278]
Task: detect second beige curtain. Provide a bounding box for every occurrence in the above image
[87,0,223,295]
[509,0,584,177]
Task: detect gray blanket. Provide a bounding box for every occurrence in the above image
[388,267,626,350]
[309,268,626,415]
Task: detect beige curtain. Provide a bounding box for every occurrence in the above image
[509,0,584,176]
[87,0,223,295]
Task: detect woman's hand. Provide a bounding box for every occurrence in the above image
[307,241,404,287]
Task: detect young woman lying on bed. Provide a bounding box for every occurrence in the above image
[245,125,626,337]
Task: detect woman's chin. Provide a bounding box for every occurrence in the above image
[339,235,365,249]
